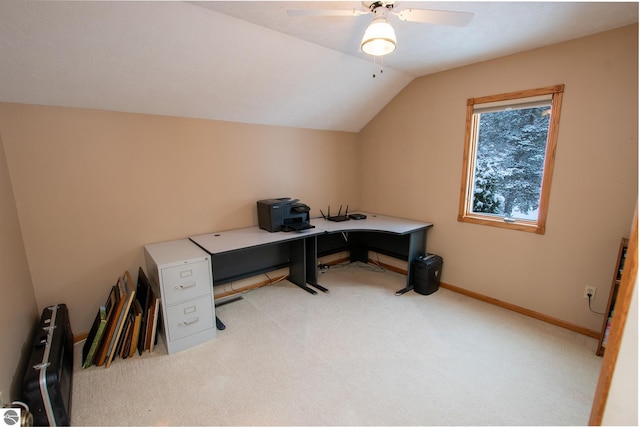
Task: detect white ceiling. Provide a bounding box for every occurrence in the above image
[0,1,637,132]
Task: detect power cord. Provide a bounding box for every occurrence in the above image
[264,272,289,285]
[587,293,606,315]
[365,253,387,273]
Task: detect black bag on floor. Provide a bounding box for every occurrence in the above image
[22,304,73,426]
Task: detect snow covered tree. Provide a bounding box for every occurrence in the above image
[472,151,503,214]
[472,106,550,217]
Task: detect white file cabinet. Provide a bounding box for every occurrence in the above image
[144,239,216,354]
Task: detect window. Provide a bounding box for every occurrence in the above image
[458,85,564,234]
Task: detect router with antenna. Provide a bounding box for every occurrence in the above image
[325,205,350,222]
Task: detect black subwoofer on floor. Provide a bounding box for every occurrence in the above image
[411,254,443,295]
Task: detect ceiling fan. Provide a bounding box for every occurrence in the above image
[287,1,474,57]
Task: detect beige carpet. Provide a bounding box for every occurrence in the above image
[71,263,602,426]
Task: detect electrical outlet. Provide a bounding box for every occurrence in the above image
[584,286,597,299]
[0,390,4,407]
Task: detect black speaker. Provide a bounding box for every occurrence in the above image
[411,254,443,295]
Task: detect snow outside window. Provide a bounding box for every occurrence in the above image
[458,85,565,234]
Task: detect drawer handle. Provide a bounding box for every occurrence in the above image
[176,281,196,290]
[181,317,200,326]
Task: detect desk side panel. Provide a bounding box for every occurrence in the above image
[317,231,416,261]
[211,243,290,285]
[351,232,415,262]
[317,232,350,257]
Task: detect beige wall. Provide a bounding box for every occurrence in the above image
[0,105,360,336]
[359,25,638,332]
[0,132,38,401]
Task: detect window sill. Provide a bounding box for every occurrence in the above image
[458,214,545,234]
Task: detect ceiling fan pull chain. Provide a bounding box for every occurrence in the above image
[372,55,377,78]
[372,55,384,78]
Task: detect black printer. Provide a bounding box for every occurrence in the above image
[257,198,314,232]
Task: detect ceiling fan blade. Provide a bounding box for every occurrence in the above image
[287,8,366,17]
[394,8,474,27]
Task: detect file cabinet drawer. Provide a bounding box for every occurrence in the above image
[166,296,215,342]
[161,260,211,305]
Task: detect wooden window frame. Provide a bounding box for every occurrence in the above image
[457,84,565,234]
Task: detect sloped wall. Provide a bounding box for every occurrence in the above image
[359,25,638,331]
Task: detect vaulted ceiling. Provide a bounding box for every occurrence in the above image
[0,1,637,132]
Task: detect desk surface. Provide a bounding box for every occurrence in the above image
[190,225,323,255]
[310,212,432,234]
[190,213,432,255]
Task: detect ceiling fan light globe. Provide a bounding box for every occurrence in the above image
[361,38,396,56]
[360,19,397,56]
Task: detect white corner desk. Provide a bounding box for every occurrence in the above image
[189,224,326,296]
[144,213,432,344]
[189,213,433,300]
[310,213,433,295]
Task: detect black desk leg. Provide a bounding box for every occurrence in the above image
[289,238,318,295]
[309,282,329,293]
[395,228,427,296]
[216,316,226,330]
[305,235,330,293]
[394,285,414,296]
[295,283,318,295]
